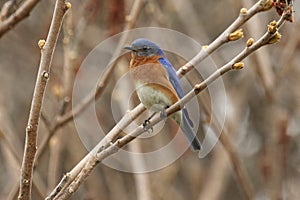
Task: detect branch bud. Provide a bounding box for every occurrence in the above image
[268,20,278,34]
[260,0,273,11]
[26,125,33,131]
[65,2,71,10]
[232,62,244,70]
[268,32,281,44]
[38,39,46,49]
[23,179,30,185]
[42,71,49,79]
[228,29,244,41]
[202,45,209,50]
[246,38,254,47]
[240,8,247,15]
[180,66,188,73]
[194,84,201,91]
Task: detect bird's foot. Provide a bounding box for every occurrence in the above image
[160,106,169,119]
[142,112,156,133]
[142,119,153,133]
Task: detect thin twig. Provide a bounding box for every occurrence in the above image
[276,20,300,84]
[47,8,74,192]
[242,0,275,101]
[177,0,274,77]
[0,0,16,21]
[47,136,63,193]
[0,0,40,38]
[18,0,69,199]
[61,7,75,110]
[34,0,92,167]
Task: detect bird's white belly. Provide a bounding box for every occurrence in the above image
[136,83,172,112]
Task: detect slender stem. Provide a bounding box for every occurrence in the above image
[177,0,272,77]
[18,1,69,199]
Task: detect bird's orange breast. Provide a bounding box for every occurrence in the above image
[129,55,179,105]
[129,54,162,69]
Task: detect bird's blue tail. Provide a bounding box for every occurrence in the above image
[180,109,201,151]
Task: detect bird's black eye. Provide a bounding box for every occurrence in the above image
[142,46,149,51]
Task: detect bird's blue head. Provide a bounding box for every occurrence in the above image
[124,38,165,57]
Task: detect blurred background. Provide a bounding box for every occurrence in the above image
[0,0,299,199]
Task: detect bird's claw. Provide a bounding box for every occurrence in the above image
[160,106,169,119]
[143,119,153,133]
[160,109,167,119]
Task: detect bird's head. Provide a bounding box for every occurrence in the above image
[124,38,165,57]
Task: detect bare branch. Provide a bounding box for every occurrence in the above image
[18,0,70,199]
[177,0,273,77]
[0,0,40,38]
[0,0,16,21]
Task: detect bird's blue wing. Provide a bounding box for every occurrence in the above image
[158,57,184,98]
[158,57,194,127]
[158,57,200,150]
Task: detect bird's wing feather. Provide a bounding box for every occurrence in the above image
[158,57,184,98]
[158,57,194,127]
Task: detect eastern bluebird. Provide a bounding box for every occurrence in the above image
[124,38,201,151]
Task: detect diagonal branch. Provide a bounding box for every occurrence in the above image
[0,0,41,38]
[177,0,274,77]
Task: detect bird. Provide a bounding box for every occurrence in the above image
[124,38,201,151]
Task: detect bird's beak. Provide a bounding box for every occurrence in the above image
[124,45,133,51]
